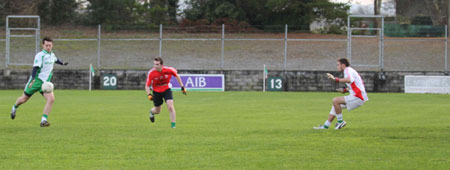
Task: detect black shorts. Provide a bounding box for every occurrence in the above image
[153,89,173,107]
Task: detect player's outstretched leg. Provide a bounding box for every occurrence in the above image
[149,107,161,123]
[149,110,155,123]
[11,94,31,120]
[314,105,336,130]
[313,125,328,130]
[40,92,54,127]
[332,97,347,130]
[313,114,335,130]
[11,105,17,119]
[166,100,176,128]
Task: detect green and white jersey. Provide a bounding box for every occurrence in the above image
[33,50,57,82]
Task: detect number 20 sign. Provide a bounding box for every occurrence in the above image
[268,77,283,91]
[102,74,117,90]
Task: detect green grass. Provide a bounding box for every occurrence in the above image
[0,90,449,169]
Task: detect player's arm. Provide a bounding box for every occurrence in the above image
[336,77,351,83]
[145,79,153,100]
[28,66,39,88]
[55,58,69,65]
[29,53,43,88]
[145,84,153,100]
[326,73,351,83]
[175,75,186,95]
[336,86,349,94]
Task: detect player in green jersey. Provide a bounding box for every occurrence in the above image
[10,37,69,127]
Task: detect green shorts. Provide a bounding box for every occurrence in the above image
[24,77,44,97]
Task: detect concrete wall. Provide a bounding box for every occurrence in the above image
[1,69,447,92]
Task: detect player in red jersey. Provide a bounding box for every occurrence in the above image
[145,57,186,128]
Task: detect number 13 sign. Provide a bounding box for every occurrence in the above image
[268,77,283,91]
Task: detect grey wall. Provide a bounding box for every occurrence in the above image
[1,69,447,92]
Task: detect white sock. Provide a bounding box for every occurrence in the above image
[41,117,47,122]
[324,120,331,127]
[149,111,154,118]
[336,114,343,123]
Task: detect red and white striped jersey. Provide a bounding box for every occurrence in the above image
[344,67,369,101]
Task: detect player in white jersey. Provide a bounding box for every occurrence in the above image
[10,37,69,127]
[314,58,369,130]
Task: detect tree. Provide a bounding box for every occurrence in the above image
[167,0,178,24]
[423,0,447,25]
[395,0,448,25]
[0,0,39,26]
[149,0,169,25]
[86,0,136,25]
[311,0,349,33]
[374,0,381,15]
[373,0,382,27]
[38,0,79,25]
[184,0,247,24]
[183,0,349,31]
[85,0,175,26]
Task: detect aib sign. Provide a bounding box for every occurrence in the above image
[170,74,225,91]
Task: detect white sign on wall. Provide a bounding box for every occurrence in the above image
[404,76,450,94]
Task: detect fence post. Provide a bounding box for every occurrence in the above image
[381,17,384,71]
[284,24,288,71]
[347,16,351,62]
[445,25,448,74]
[36,17,40,55]
[159,24,162,57]
[97,24,101,68]
[221,24,225,70]
[5,17,9,68]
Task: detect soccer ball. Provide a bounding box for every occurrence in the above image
[41,82,54,93]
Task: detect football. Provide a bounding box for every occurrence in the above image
[41,82,54,93]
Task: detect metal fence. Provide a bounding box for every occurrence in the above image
[1,23,449,73]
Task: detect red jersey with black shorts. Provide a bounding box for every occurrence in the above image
[146,66,178,106]
[146,66,178,92]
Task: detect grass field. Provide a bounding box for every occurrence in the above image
[0,90,449,169]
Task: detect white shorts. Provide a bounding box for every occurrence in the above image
[344,95,365,111]
[330,95,365,115]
